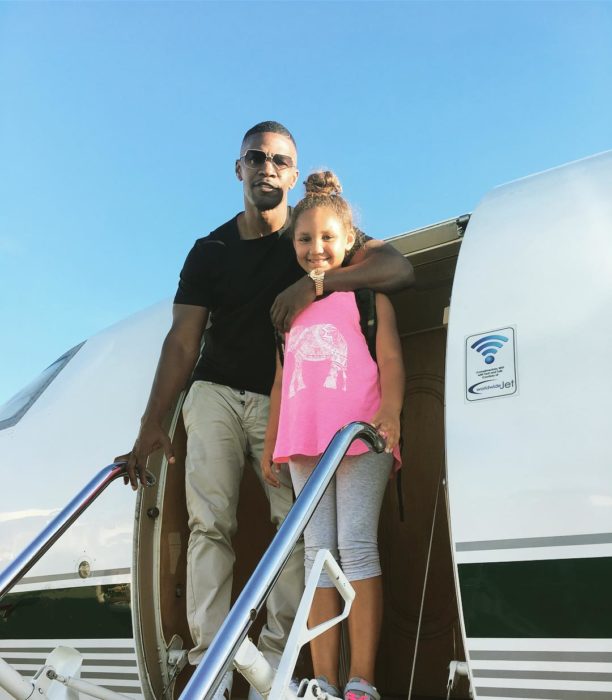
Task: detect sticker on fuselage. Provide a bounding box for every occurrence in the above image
[465,326,517,401]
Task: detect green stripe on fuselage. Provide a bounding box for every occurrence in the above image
[459,557,612,638]
[0,584,132,639]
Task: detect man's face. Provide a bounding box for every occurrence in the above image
[235,132,299,212]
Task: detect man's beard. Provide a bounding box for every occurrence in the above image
[254,188,283,212]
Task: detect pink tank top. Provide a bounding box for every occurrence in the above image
[273,292,400,467]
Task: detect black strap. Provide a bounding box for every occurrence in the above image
[354,288,377,361]
[396,408,405,521]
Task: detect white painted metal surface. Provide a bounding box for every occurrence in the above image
[445,150,612,698]
[0,301,170,590]
[0,303,170,699]
[447,150,612,553]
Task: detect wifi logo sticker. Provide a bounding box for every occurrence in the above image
[471,334,509,365]
[465,326,517,401]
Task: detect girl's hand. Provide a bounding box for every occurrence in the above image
[261,448,281,488]
[370,407,401,453]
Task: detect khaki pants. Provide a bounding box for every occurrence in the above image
[183,380,304,666]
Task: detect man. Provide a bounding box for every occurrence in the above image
[119,121,414,697]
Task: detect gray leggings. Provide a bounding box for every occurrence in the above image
[289,451,393,588]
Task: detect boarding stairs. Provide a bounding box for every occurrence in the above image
[0,422,471,700]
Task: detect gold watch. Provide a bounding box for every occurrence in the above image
[308,268,325,296]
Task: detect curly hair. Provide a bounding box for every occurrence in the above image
[291,171,365,252]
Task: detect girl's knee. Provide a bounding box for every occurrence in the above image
[338,544,381,581]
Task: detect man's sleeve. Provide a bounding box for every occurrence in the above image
[174,239,226,309]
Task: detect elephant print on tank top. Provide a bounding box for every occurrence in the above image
[286,324,348,398]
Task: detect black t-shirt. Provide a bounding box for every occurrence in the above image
[174,213,303,395]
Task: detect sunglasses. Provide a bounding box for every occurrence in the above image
[240,149,295,171]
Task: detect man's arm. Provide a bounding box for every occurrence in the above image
[326,238,415,292]
[115,303,209,490]
[271,239,414,331]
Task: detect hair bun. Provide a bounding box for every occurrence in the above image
[304,171,342,197]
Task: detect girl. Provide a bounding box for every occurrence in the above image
[261,171,404,700]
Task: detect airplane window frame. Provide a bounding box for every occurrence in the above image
[0,342,85,431]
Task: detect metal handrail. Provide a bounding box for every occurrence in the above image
[0,461,141,599]
[179,421,385,700]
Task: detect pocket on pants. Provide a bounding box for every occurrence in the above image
[182,381,201,426]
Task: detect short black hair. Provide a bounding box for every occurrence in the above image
[242,121,296,149]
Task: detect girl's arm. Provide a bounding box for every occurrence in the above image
[370,294,405,452]
[261,351,284,488]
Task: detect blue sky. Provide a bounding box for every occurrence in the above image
[1,0,611,403]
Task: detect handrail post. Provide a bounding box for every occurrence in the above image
[180,421,385,700]
[0,462,132,599]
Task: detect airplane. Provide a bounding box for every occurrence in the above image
[1,149,611,700]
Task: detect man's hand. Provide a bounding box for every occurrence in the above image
[370,406,401,454]
[115,420,175,491]
[271,276,315,332]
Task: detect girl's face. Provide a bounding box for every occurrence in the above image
[293,206,355,273]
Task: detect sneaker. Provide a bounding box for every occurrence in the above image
[212,670,233,700]
[343,678,380,700]
[316,676,341,698]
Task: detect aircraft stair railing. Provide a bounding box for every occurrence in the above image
[179,420,385,700]
[0,462,154,700]
[0,461,152,599]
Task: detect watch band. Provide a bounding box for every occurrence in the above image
[309,269,325,296]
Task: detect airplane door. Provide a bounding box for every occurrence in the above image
[445,152,612,698]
